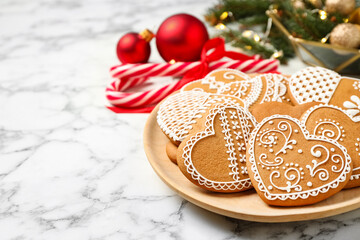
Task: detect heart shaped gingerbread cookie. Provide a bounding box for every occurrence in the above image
[177,101,257,192]
[247,115,352,206]
[301,104,360,188]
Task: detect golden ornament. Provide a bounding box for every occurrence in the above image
[293,0,305,9]
[307,0,322,8]
[326,0,355,16]
[204,13,218,26]
[330,23,360,48]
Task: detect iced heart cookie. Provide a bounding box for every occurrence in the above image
[181,68,252,93]
[247,115,352,206]
[177,101,257,192]
[289,67,360,122]
[301,104,360,188]
[251,102,320,122]
[157,91,245,145]
[166,141,178,164]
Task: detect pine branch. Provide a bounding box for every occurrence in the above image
[220,30,288,64]
[238,15,269,26]
[205,0,271,25]
[269,29,295,59]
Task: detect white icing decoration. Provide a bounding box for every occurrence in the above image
[157,91,242,142]
[353,81,360,91]
[229,110,237,119]
[237,142,246,151]
[182,101,257,191]
[351,174,360,180]
[180,68,251,93]
[306,145,331,181]
[157,91,209,142]
[234,131,243,140]
[248,115,352,201]
[354,138,360,173]
[181,68,264,108]
[269,168,302,192]
[331,153,345,173]
[259,154,283,167]
[259,121,296,156]
[183,70,292,109]
[289,67,341,104]
[218,78,262,107]
[223,70,249,80]
[259,74,288,103]
[232,121,240,129]
[219,109,239,181]
[343,95,360,121]
[202,76,226,90]
[313,120,342,140]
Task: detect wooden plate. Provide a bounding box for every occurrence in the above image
[143,105,360,222]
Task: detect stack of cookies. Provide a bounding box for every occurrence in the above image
[156,67,360,206]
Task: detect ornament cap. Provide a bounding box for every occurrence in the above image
[139,29,155,42]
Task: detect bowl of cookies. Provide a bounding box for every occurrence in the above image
[143,67,360,222]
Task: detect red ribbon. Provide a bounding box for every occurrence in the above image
[179,38,258,86]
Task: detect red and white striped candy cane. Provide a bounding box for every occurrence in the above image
[105,38,279,113]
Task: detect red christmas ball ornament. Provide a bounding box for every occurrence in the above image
[156,13,209,62]
[116,29,154,64]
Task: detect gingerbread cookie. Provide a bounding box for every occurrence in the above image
[251,102,320,122]
[221,73,293,109]
[177,101,257,192]
[289,67,360,122]
[157,91,246,145]
[247,115,352,206]
[183,69,294,109]
[301,104,360,188]
[181,69,252,93]
[166,141,178,164]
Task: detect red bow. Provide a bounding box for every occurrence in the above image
[180,38,258,86]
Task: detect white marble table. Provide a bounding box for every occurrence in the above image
[1,0,360,239]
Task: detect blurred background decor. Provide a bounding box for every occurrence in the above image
[206,0,360,74]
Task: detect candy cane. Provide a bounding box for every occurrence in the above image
[106,59,278,109]
[105,38,280,113]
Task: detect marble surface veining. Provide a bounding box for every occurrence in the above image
[1,0,359,239]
